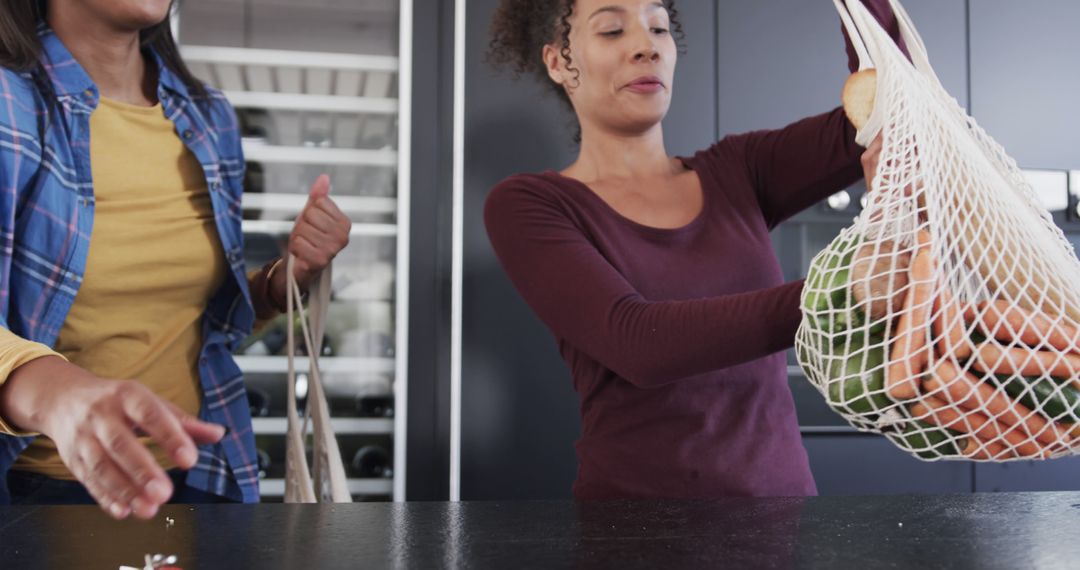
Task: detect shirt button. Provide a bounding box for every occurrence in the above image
[183,130,194,140]
[83,88,94,98]
[211,181,221,192]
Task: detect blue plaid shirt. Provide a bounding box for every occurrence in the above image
[0,25,259,502]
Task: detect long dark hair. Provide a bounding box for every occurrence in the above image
[0,0,207,99]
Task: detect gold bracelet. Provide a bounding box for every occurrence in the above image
[264,257,287,312]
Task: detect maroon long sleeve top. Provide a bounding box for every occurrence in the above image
[483,1,906,500]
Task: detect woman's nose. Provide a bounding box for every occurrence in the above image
[633,42,660,63]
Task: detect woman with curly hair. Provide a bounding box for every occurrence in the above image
[484,0,906,500]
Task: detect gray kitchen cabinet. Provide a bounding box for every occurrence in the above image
[974,457,1080,493]
[969,0,1080,170]
[804,435,974,495]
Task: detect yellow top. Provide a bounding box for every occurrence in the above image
[7,96,227,478]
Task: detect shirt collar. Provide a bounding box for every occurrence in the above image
[36,21,197,103]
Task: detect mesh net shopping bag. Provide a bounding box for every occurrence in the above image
[795,0,1080,461]
[283,256,353,503]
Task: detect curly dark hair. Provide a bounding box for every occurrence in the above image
[487,0,685,143]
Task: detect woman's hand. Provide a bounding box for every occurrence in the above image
[861,132,883,191]
[861,133,920,201]
[269,175,352,303]
[0,357,226,520]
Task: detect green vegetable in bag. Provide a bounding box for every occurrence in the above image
[825,343,892,415]
[990,374,1080,424]
[899,421,967,459]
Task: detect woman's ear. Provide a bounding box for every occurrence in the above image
[542,43,567,87]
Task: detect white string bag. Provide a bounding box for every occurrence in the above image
[283,256,353,502]
[795,0,1080,461]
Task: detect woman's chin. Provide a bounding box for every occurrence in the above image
[613,112,670,135]
[111,0,173,30]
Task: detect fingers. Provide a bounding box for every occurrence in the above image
[288,174,352,289]
[291,186,351,285]
[92,416,172,504]
[289,233,329,278]
[298,205,337,241]
[295,169,350,234]
[300,193,351,242]
[861,134,882,167]
[72,438,153,520]
[118,384,199,470]
[866,132,883,153]
[298,208,349,251]
[311,192,348,224]
[162,400,226,446]
[861,133,883,189]
[307,174,331,203]
[52,379,219,521]
[309,195,351,240]
[178,414,227,446]
[78,393,224,520]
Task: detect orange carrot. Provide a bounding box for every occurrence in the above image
[911,393,1044,458]
[970,299,1080,352]
[971,344,1080,391]
[963,437,1009,460]
[972,438,1010,459]
[1066,425,1080,453]
[933,287,974,359]
[922,360,1067,447]
[887,232,934,400]
[911,397,1009,458]
[961,436,990,459]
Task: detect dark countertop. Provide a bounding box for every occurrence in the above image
[1,492,1079,569]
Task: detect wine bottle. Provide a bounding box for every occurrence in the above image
[247,387,271,418]
[355,395,394,418]
[350,445,392,478]
[256,448,272,480]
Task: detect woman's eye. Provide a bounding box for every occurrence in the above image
[652,27,669,35]
[600,29,623,37]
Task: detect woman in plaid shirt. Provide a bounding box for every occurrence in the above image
[0,0,350,518]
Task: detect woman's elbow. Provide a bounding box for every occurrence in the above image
[613,357,680,389]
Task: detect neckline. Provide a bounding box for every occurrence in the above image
[544,155,709,236]
[98,96,163,114]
